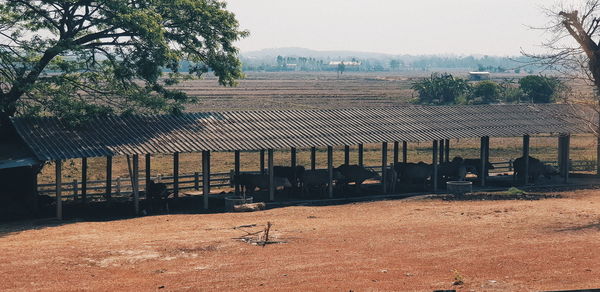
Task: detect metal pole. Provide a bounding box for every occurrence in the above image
[523,135,530,185]
[393,141,399,166]
[234,150,240,196]
[358,144,364,166]
[480,137,486,187]
[291,147,297,189]
[432,141,438,192]
[565,134,571,183]
[202,150,210,209]
[81,157,87,203]
[268,149,275,201]
[310,147,316,170]
[382,142,388,194]
[55,160,62,220]
[344,145,350,165]
[327,146,334,198]
[402,141,408,163]
[173,152,179,197]
[133,154,139,215]
[145,154,151,192]
[439,139,445,164]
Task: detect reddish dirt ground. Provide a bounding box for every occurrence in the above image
[2,190,600,291]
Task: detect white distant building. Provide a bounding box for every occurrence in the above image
[329,61,361,66]
[469,72,491,81]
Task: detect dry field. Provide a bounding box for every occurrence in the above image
[2,189,600,291]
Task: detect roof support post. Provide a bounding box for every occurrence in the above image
[202,150,210,210]
[291,147,297,189]
[432,140,438,193]
[439,139,445,164]
[55,160,62,220]
[173,152,179,198]
[597,134,600,175]
[310,147,316,170]
[382,142,388,194]
[133,154,139,216]
[445,139,450,162]
[81,157,87,204]
[328,146,334,198]
[145,154,151,194]
[558,136,564,177]
[523,135,530,185]
[268,149,275,201]
[564,134,571,184]
[234,150,240,196]
[480,136,488,187]
[358,144,364,167]
[393,141,399,166]
[402,141,407,163]
[105,156,112,199]
[260,150,265,174]
[344,145,350,165]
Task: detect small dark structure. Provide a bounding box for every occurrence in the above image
[7,104,593,219]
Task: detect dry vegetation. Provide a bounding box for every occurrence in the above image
[2,189,600,291]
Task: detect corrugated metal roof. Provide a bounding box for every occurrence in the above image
[10,104,592,161]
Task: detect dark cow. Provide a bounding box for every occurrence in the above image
[395,162,432,185]
[438,157,467,181]
[273,166,305,189]
[513,156,559,183]
[232,173,292,195]
[302,169,344,195]
[146,180,170,213]
[463,158,494,178]
[336,164,381,190]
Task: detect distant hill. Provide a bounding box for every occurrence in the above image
[241,47,398,59]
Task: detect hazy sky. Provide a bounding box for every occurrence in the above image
[225,0,553,56]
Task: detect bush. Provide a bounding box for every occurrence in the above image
[411,73,470,105]
[469,81,500,104]
[518,75,562,103]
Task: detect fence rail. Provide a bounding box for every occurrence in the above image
[38,160,597,199]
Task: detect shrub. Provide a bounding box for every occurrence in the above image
[411,73,470,105]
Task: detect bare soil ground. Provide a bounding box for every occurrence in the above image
[2,189,600,291]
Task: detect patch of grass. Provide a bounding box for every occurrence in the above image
[506,187,526,195]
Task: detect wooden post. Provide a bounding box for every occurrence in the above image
[402,141,408,163]
[565,134,571,183]
[291,147,297,189]
[327,146,334,198]
[523,135,530,185]
[81,157,87,203]
[202,150,210,210]
[55,160,62,220]
[268,149,275,201]
[116,177,121,195]
[445,139,450,162]
[72,180,78,199]
[480,137,486,187]
[382,142,388,194]
[234,150,240,196]
[310,147,316,170]
[558,136,564,177]
[145,154,151,192]
[393,141,399,166]
[105,156,112,198]
[439,139,445,164]
[194,172,200,190]
[432,140,438,192]
[260,150,265,174]
[173,152,179,197]
[344,145,350,165]
[358,143,364,166]
[133,154,139,215]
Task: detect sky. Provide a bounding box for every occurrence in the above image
[225,0,554,56]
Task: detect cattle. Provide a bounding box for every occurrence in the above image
[273,165,305,189]
[302,169,344,195]
[145,180,170,213]
[513,156,559,183]
[232,173,292,195]
[463,158,494,178]
[336,164,381,190]
[395,162,432,184]
[438,157,467,181]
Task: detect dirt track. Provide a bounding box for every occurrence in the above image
[2,189,600,291]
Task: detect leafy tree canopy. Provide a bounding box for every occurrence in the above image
[518,75,562,104]
[411,73,470,105]
[0,0,247,126]
[469,80,500,105]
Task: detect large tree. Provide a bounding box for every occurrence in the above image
[0,0,247,126]
[528,0,600,173]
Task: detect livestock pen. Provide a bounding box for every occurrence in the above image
[7,104,597,219]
